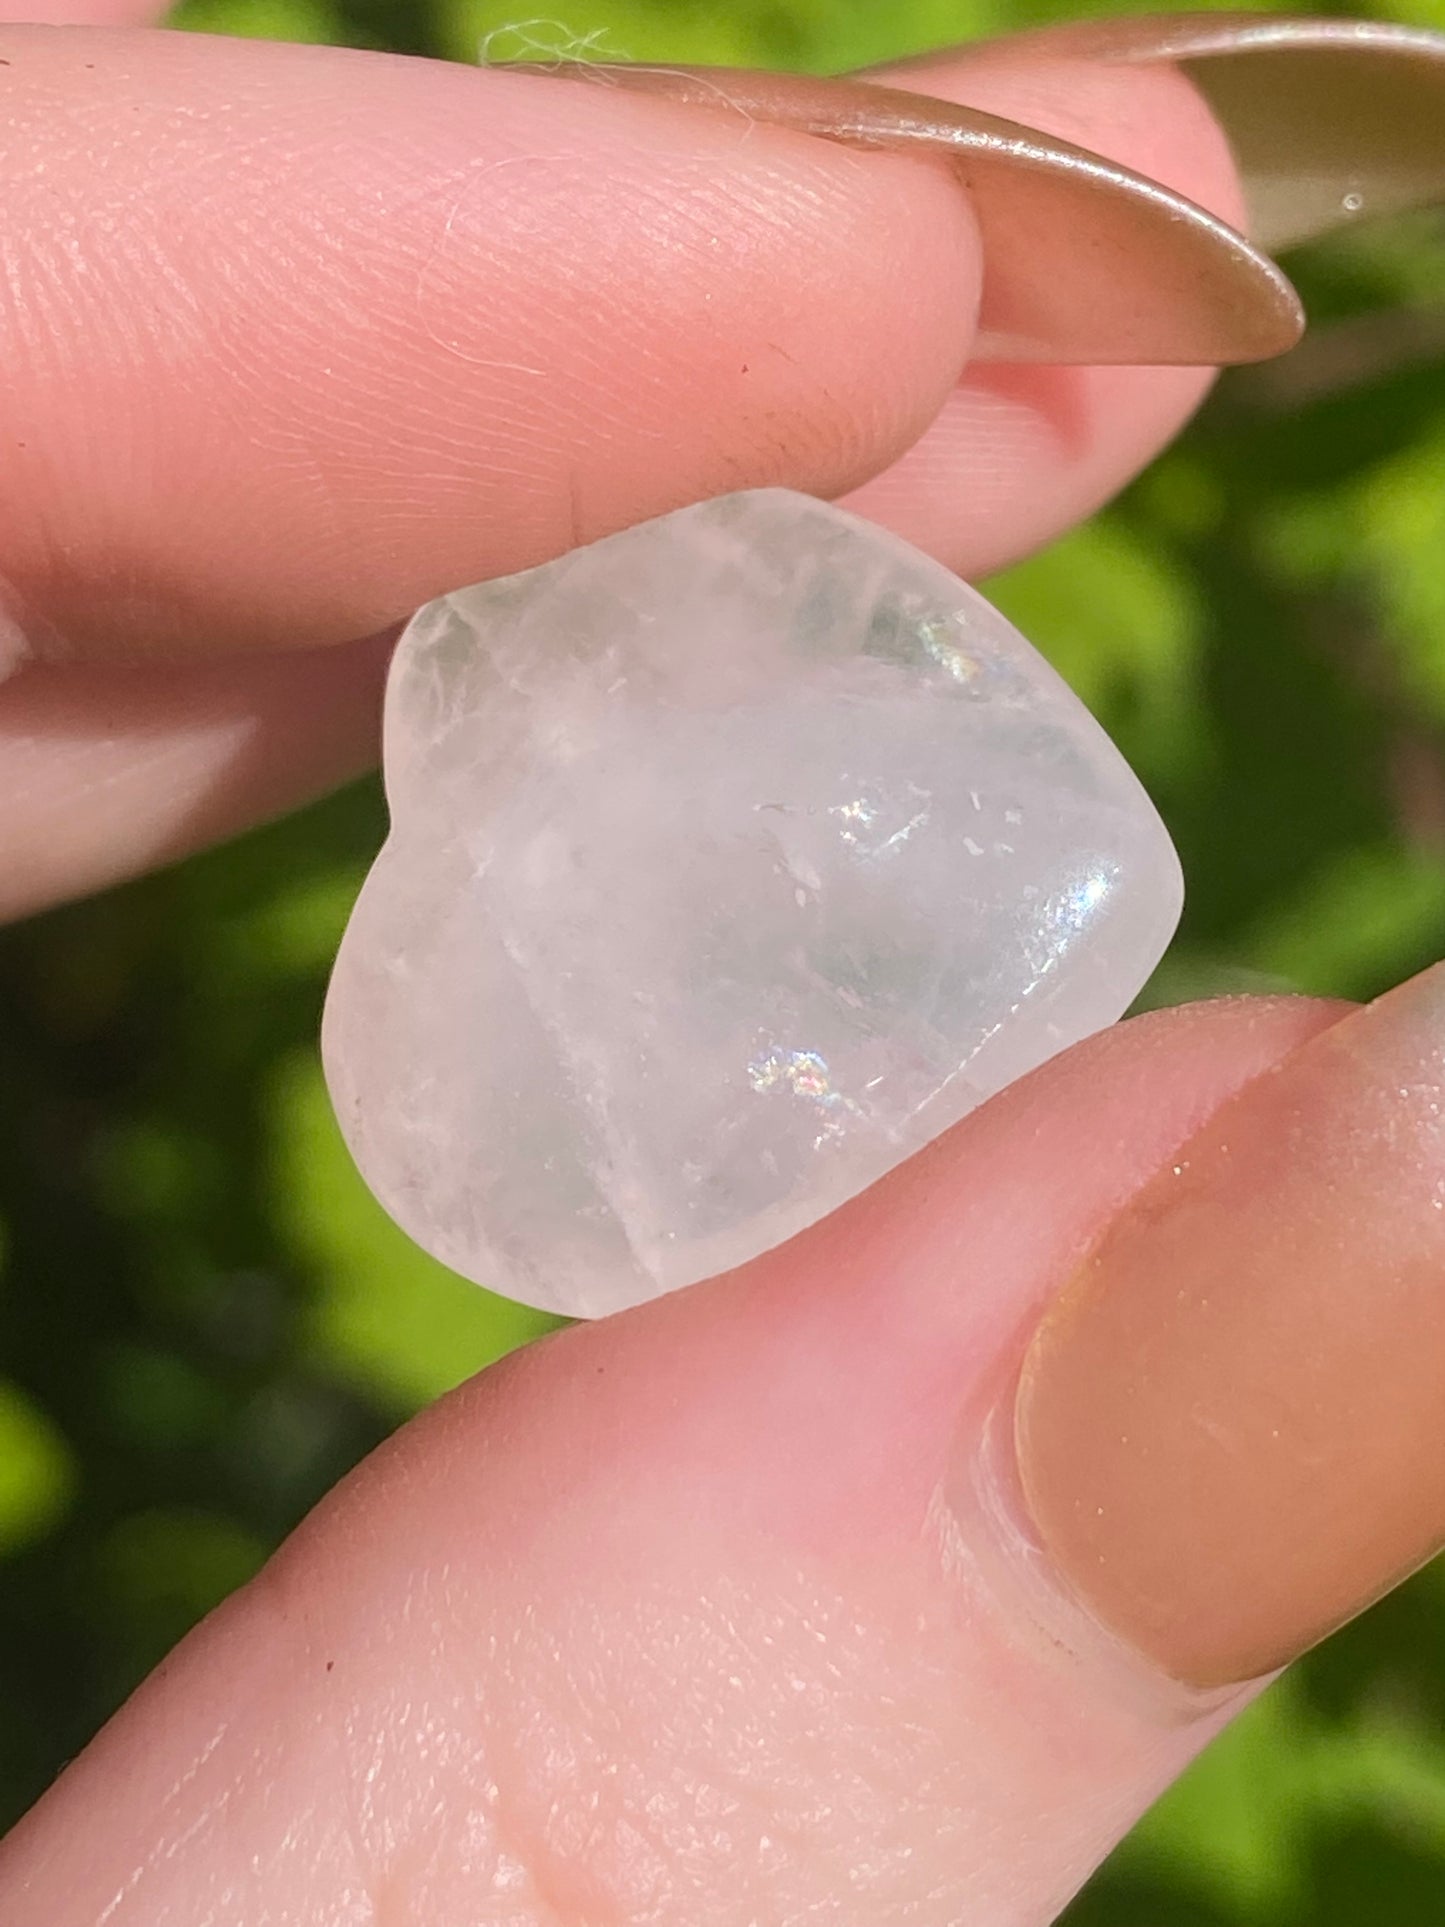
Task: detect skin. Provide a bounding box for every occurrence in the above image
[0,7,1416,1924]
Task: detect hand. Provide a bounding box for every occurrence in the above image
[1,8,1437,1924]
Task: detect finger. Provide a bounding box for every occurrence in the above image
[841,45,1247,573]
[0,25,982,665]
[0,22,1302,924]
[0,636,391,923]
[0,18,980,919]
[0,29,1255,921]
[846,16,1445,570]
[0,992,1368,1926]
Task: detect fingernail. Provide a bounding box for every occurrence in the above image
[1015,961,1445,1689]
[978,14,1445,252]
[505,62,1302,367]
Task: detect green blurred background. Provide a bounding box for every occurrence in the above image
[3,0,1445,1916]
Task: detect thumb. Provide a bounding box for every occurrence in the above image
[10,985,1425,1925]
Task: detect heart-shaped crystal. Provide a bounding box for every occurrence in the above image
[323,490,1182,1317]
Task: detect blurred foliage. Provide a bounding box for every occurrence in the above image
[2,0,1445,1918]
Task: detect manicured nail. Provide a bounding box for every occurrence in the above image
[969,13,1445,252]
[1015,961,1445,1688]
[505,63,1302,367]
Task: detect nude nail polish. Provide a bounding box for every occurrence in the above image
[1015,961,1445,1688]
[508,63,1302,367]
[953,13,1445,252]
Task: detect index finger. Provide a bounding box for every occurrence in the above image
[0,24,982,665]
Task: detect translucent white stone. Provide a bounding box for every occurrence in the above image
[322,490,1182,1318]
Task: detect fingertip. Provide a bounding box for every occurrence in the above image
[839,47,1252,573]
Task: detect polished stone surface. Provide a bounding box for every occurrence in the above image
[323,490,1182,1317]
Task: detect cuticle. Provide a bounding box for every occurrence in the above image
[937,1365,1258,1723]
